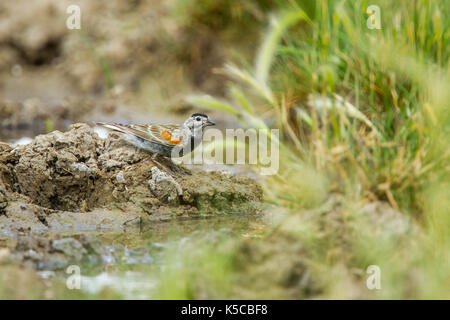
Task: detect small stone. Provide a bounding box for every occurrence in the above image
[116,171,126,184]
[148,166,182,205]
[70,162,90,173]
[104,159,123,170]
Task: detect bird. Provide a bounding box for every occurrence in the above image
[95,113,215,176]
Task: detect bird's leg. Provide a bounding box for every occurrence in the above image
[151,154,180,178]
[167,158,192,176]
[161,155,191,176]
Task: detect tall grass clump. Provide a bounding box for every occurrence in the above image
[187,0,449,298]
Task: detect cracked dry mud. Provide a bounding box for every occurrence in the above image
[0,123,263,235]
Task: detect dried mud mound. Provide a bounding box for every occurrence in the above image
[0,124,262,231]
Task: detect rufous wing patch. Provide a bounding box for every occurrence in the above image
[161,130,182,145]
[169,137,181,145]
[161,130,171,140]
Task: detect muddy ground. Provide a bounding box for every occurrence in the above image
[0,122,262,282]
[0,123,262,231]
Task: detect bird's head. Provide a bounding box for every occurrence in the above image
[184,113,215,133]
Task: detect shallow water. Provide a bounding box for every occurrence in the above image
[35,214,270,299]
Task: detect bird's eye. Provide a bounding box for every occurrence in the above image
[195,117,201,121]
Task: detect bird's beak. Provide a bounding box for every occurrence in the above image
[206,118,215,126]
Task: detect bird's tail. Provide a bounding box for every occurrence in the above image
[94,122,129,134]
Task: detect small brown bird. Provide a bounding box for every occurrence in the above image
[96,113,215,176]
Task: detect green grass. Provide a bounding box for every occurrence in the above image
[184,0,450,299]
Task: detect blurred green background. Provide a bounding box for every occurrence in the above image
[0,0,449,299]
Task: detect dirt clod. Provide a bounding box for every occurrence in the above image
[149,166,183,205]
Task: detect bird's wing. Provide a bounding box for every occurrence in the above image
[96,122,188,147]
